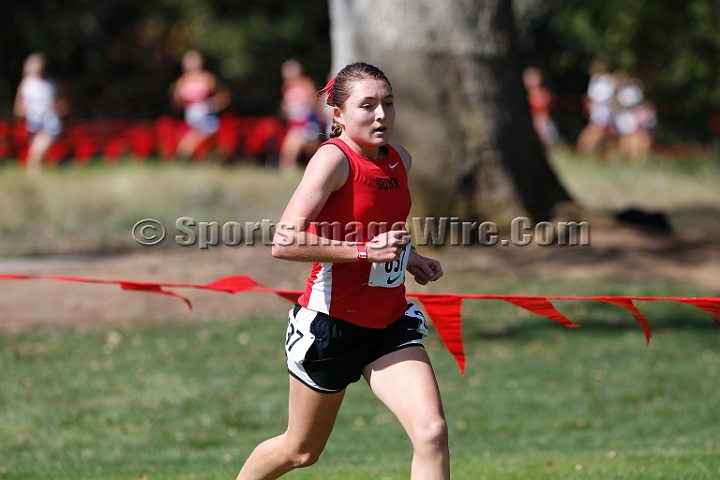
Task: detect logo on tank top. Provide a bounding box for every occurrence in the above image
[376,177,401,190]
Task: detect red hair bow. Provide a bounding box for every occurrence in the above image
[317,77,336,106]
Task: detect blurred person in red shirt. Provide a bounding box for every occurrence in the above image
[523,67,558,149]
[278,59,324,171]
[169,50,230,159]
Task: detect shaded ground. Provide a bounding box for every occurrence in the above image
[1,223,719,333]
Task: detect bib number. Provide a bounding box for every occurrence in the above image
[368,239,411,288]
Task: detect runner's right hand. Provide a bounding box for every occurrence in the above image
[366,230,409,263]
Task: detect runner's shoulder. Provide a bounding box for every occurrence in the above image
[390,143,412,171]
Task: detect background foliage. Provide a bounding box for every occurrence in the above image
[0,0,330,119]
[515,0,720,143]
[1,0,719,143]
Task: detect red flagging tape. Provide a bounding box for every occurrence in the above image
[2,273,719,374]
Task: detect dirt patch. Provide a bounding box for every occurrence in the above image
[440,225,720,291]
[1,225,718,333]
[0,246,307,333]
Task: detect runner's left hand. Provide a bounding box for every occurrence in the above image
[406,251,442,285]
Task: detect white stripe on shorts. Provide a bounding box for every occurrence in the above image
[287,359,338,393]
[397,339,424,349]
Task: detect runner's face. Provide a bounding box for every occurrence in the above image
[337,78,394,156]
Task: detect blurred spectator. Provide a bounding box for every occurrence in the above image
[522,66,558,148]
[576,60,616,156]
[613,73,656,163]
[278,59,323,171]
[169,50,231,159]
[13,53,68,173]
[576,61,656,162]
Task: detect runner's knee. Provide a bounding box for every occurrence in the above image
[281,435,326,469]
[289,447,324,468]
[411,417,449,454]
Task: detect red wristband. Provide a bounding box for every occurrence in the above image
[356,242,368,262]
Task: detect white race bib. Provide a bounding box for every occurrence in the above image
[285,307,316,364]
[368,239,412,288]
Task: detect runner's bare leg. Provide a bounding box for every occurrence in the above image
[236,376,345,480]
[364,347,450,480]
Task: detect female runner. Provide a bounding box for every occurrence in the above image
[236,62,450,480]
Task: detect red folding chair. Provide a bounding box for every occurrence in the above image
[216,111,242,161]
[0,120,12,161]
[242,116,286,160]
[155,116,181,162]
[127,122,156,160]
[46,138,71,165]
[68,124,98,165]
[11,121,30,166]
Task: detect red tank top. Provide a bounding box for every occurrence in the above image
[297,138,412,328]
[179,72,214,105]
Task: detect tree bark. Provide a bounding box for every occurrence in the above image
[329,0,572,223]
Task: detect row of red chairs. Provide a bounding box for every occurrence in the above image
[0,112,287,165]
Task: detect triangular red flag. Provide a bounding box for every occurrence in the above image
[677,299,720,323]
[503,297,579,328]
[598,297,652,344]
[417,295,466,375]
[120,282,193,310]
[204,275,262,293]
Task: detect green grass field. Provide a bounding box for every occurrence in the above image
[1,153,720,478]
[2,276,719,479]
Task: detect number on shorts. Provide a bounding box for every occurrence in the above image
[285,323,305,352]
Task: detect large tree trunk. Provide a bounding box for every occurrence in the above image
[329,0,572,223]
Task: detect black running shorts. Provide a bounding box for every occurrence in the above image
[285,303,428,393]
